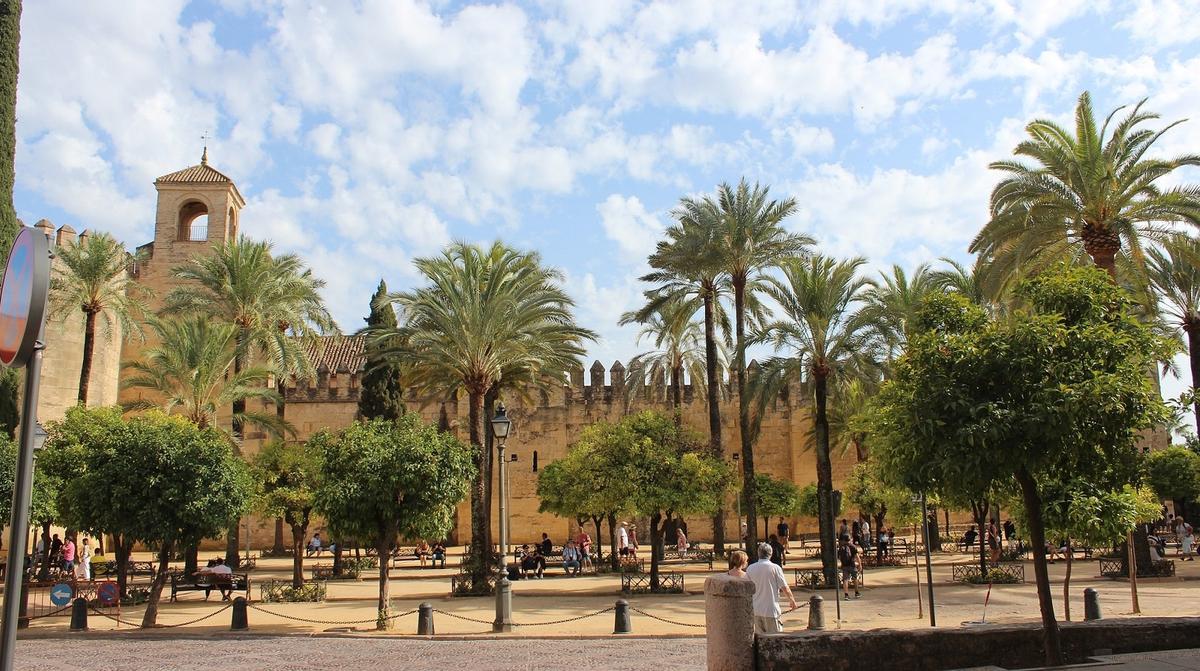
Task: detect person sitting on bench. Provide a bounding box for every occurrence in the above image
[307,533,324,557]
[562,540,582,576]
[431,541,447,568]
[195,558,233,601]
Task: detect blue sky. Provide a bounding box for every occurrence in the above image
[13,0,1200,414]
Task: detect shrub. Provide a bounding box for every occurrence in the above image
[259,579,327,603]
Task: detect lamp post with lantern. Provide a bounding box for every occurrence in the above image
[491,405,514,633]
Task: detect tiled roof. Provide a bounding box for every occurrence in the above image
[306,335,366,373]
[154,162,234,184]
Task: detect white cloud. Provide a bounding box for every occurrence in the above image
[1116,0,1200,50]
[597,194,666,264]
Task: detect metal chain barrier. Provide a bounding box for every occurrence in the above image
[86,607,143,628]
[246,603,418,626]
[511,606,616,627]
[628,606,705,628]
[24,605,72,620]
[429,609,496,625]
[88,602,235,628]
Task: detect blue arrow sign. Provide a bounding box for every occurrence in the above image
[49,582,73,607]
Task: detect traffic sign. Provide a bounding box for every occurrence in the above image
[97,581,119,607]
[49,582,73,607]
[0,227,50,368]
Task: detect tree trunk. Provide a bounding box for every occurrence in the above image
[703,289,725,555]
[141,541,174,628]
[1082,226,1119,280]
[36,521,50,581]
[291,523,306,588]
[114,536,131,599]
[764,516,770,540]
[971,500,990,577]
[1187,322,1200,430]
[1063,537,1073,622]
[333,543,343,577]
[607,512,619,571]
[734,277,757,554]
[467,387,492,580]
[273,517,285,555]
[649,512,662,591]
[1016,467,1063,666]
[376,535,394,630]
[183,545,198,576]
[671,364,682,427]
[226,333,247,569]
[813,369,837,586]
[77,308,98,404]
[484,387,496,562]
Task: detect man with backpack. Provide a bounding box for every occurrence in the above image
[838,535,861,600]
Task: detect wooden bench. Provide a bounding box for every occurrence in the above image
[660,549,714,568]
[169,573,249,601]
[621,571,684,594]
[92,560,157,579]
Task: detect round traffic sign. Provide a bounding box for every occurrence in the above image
[0,227,50,368]
[97,581,119,606]
[49,582,73,607]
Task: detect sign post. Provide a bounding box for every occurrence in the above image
[0,227,51,671]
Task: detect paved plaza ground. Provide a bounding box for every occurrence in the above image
[7,546,1200,669]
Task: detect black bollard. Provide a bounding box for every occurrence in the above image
[1084,588,1101,621]
[69,598,88,631]
[613,599,631,634]
[417,602,434,635]
[807,595,825,631]
[231,596,248,630]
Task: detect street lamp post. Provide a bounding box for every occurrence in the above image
[491,405,514,633]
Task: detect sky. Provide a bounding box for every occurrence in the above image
[13,0,1200,416]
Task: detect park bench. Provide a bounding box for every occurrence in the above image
[793,567,863,590]
[660,548,714,568]
[92,560,156,579]
[621,571,684,594]
[951,562,1025,583]
[169,572,249,601]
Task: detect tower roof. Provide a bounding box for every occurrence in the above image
[154,162,234,185]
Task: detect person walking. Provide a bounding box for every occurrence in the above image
[618,522,630,557]
[727,550,749,578]
[61,536,76,574]
[1178,517,1194,561]
[768,534,785,567]
[74,537,93,581]
[746,543,796,633]
[838,535,861,600]
[676,526,689,558]
[627,524,640,559]
[776,517,790,552]
[576,529,593,572]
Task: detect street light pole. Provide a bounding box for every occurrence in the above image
[491,405,513,633]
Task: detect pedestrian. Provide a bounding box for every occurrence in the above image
[540,532,553,557]
[618,522,630,557]
[1178,517,1194,561]
[576,529,594,572]
[740,520,748,542]
[61,536,76,574]
[988,520,1001,562]
[676,526,689,558]
[861,516,872,552]
[838,535,861,600]
[768,534,785,567]
[776,517,790,551]
[627,524,639,559]
[727,550,748,578]
[74,538,92,581]
[562,540,582,576]
[746,543,796,634]
[838,519,849,539]
[50,534,62,564]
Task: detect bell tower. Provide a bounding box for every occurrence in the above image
[152,147,245,249]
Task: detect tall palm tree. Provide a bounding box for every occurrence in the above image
[971,91,1200,290]
[713,178,812,552]
[638,195,733,551]
[122,316,286,434]
[861,263,938,363]
[48,232,147,404]
[164,235,335,566]
[620,300,714,423]
[380,241,594,576]
[752,255,879,584]
[1146,235,1200,428]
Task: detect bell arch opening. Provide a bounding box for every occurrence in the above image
[178,200,209,241]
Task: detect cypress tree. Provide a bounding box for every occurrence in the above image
[358,280,404,420]
[0,1,22,437]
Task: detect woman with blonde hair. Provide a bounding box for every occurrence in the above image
[726,550,749,578]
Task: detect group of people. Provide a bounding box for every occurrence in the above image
[961,519,1014,562]
[413,540,448,567]
[34,533,93,580]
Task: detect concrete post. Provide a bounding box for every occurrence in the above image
[613,599,631,634]
[418,602,435,635]
[231,597,248,630]
[704,574,755,671]
[69,598,88,631]
[1084,588,1102,621]
[807,595,825,631]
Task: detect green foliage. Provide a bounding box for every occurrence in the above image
[358,280,404,421]
[253,440,321,526]
[0,0,20,264]
[260,579,326,603]
[0,369,17,439]
[1035,483,1161,549]
[844,460,921,527]
[747,473,801,519]
[0,433,57,527]
[797,484,841,519]
[313,416,474,548]
[1144,446,1200,501]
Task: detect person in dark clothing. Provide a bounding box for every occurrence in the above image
[539,533,553,557]
[768,534,785,566]
[963,525,978,549]
[1003,519,1016,541]
[838,535,860,600]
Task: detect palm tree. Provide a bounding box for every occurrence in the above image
[164,235,335,566]
[380,241,595,576]
[713,178,812,552]
[861,263,938,363]
[620,299,714,423]
[752,255,879,584]
[48,232,147,404]
[638,195,733,551]
[971,91,1200,289]
[122,316,286,434]
[1147,235,1200,428]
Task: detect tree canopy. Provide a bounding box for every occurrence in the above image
[254,440,323,587]
[1144,446,1200,502]
[357,280,404,421]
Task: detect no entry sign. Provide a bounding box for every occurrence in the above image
[0,227,49,368]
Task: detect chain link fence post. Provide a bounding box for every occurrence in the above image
[231,597,248,630]
[613,599,631,634]
[418,602,435,635]
[69,598,88,631]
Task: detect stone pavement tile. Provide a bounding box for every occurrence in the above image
[1087,649,1200,670]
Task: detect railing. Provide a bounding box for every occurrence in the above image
[1099,557,1175,579]
[950,562,1025,584]
[621,571,684,594]
[793,568,863,590]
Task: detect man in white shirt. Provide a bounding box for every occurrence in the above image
[198,558,235,601]
[746,543,796,634]
[618,523,630,556]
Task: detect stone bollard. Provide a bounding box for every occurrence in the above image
[418,602,435,635]
[613,599,631,634]
[231,596,248,630]
[69,598,88,631]
[1084,588,1102,621]
[704,574,755,671]
[807,595,825,631]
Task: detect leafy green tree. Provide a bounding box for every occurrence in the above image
[0,432,58,579]
[639,195,732,552]
[122,316,286,434]
[712,179,811,553]
[1144,445,1200,505]
[313,416,474,629]
[861,263,938,362]
[744,473,800,539]
[378,242,593,577]
[752,255,880,584]
[48,232,148,403]
[870,266,1169,665]
[53,410,252,626]
[844,460,920,533]
[971,92,1200,290]
[797,483,841,519]
[357,280,404,421]
[1146,236,1200,428]
[0,0,22,436]
[619,299,713,422]
[254,440,322,587]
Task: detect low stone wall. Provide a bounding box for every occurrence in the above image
[755,617,1200,671]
